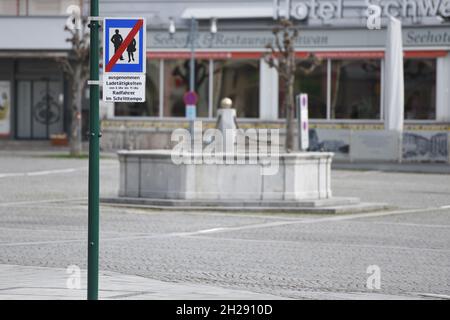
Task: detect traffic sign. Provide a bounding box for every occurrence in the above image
[103,18,146,73]
[183,91,198,106]
[184,91,197,120]
[102,17,146,102]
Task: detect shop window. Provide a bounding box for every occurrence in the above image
[331,60,381,119]
[163,59,209,117]
[114,59,160,117]
[279,59,327,119]
[213,59,259,118]
[404,59,436,120]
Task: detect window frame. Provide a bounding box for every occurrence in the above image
[110,54,439,124]
[403,57,438,122]
[212,58,261,119]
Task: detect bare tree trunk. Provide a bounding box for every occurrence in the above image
[264,19,318,152]
[285,78,295,152]
[57,17,90,157]
[70,65,83,156]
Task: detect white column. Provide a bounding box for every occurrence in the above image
[436,53,450,122]
[208,59,213,118]
[259,58,279,120]
[159,59,164,118]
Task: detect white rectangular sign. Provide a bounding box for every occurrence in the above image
[297,93,309,151]
[103,73,145,103]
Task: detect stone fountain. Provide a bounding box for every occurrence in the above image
[104,99,387,214]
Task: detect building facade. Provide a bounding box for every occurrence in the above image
[0,0,86,141]
[1,0,450,162]
[99,0,450,162]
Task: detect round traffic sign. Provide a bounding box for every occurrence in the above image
[183,91,198,105]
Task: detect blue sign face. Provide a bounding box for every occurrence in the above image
[103,18,146,73]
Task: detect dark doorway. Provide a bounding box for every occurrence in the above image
[16,80,64,139]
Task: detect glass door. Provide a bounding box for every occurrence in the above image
[16,81,32,139]
[16,80,64,139]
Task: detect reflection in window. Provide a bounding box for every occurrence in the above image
[331,60,381,119]
[114,59,160,116]
[163,59,209,117]
[404,59,436,120]
[279,59,327,119]
[213,60,259,118]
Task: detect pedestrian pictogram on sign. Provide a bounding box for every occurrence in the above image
[103,18,146,73]
[103,17,146,103]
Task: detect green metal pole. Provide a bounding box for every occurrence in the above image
[87,0,100,300]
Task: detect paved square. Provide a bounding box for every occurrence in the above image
[0,154,448,299]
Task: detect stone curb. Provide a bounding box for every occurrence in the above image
[101,197,392,214]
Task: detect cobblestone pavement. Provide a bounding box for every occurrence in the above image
[0,153,449,299]
[0,264,284,300]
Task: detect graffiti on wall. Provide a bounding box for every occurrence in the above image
[308,129,350,154]
[309,129,448,162]
[402,132,448,162]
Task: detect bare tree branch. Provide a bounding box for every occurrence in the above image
[56,18,91,156]
[55,57,74,76]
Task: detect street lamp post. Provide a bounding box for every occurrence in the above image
[169,16,217,139]
[188,17,197,140]
[189,17,196,93]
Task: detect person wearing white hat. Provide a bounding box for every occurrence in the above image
[216,97,239,151]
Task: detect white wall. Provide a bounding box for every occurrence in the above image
[0,17,70,50]
[28,0,80,15]
[0,0,17,15]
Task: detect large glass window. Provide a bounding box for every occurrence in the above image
[213,59,259,118]
[331,59,381,119]
[163,59,209,117]
[279,59,327,119]
[114,59,160,117]
[404,59,436,120]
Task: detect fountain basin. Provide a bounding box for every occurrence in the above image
[118,150,333,201]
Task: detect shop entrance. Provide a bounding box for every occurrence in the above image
[16,80,64,139]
